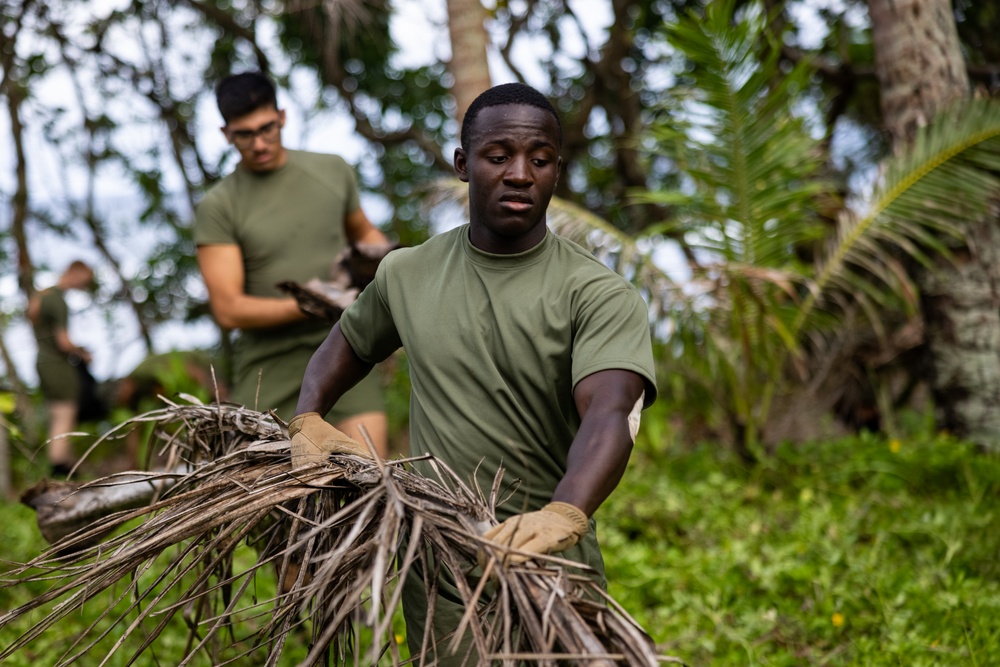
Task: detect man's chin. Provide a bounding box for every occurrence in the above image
[244,156,276,172]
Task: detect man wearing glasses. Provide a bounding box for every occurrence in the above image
[194,71,389,457]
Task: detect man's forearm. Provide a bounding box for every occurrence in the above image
[551,369,646,516]
[211,294,307,330]
[296,324,374,417]
[551,412,633,516]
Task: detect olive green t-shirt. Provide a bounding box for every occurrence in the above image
[340,224,657,575]
[33,288,69,362]
[194,150,382,421]
[32,288,81,402]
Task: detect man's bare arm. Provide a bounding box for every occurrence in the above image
[295,323,374,417]
[54,328,91,364]
[551,369,647,516]
[197,244,308,330]
[344,208,390,245]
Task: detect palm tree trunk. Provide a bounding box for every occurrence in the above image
[869,0,968,147]
[445,0,492,123]
[868,0,1000,448]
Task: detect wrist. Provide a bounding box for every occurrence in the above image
[543,501,589,535]
[288,412,320,436]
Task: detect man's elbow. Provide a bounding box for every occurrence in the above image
[208,302,239,330]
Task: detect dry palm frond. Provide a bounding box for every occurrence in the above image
[2,401,680,666]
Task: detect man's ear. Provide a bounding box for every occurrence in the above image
[221,126,232,144]
[278,109,286,127]
[454,147,469,183]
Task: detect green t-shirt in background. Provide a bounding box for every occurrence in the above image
[340,224,658,575]
[193,149,382,421]
[32,288,69,362]
[33,288,81,402]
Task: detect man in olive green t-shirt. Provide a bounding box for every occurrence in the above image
[290,83,657,662]
[193,71,388,456]
[28,260,95,475]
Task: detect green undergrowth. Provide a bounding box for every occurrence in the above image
[2,417,998,665]
[601,422,1000,666]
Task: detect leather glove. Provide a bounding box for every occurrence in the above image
[344,242,399,289]
[480,502,589,566]
[288,412,371,467]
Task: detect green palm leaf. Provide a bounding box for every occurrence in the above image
[795,97,1000,338]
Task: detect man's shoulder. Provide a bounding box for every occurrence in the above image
[198,169,242,208]
[287,149,351,173]
[384,226,465,266]
[40,287,64,303]
[549,233,636,290]
[39,288,66,314]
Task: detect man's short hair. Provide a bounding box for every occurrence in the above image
[67,260,92,274]
[215,72,278,124]
[461,82,562,150]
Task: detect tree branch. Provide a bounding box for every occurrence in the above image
[176,0,270,73]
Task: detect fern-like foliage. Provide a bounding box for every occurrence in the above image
[631,0,830,447]
[798,97,1000,338]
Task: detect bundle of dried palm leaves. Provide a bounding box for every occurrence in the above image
[1,401,678,666]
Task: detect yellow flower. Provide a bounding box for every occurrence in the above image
[832,612,845,628]
[395,633,405,644]
[889,439,901,453]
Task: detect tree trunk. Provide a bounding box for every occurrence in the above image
[869,0,968,147]
[445,0,492,123]
[868,0,1000,448]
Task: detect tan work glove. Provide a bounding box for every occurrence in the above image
[480,501,589,567]
[288,412,371,468]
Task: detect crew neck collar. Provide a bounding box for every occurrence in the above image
[462,225,553,268]
[240,148,293,176]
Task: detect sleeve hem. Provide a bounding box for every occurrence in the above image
[572,361,658,407]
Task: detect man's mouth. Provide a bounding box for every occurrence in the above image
[499,194,533,211]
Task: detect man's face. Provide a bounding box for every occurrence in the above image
[67,267,94,291]
[222,106,287,172]
[455,104,562,254]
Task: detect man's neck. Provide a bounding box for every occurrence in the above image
[240,146,289,173]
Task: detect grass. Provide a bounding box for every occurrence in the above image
[2,412,999,665]
[602,414,1000,665]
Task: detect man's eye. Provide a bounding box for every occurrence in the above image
[233,131,254,140]
[487,156,507,163]
[532,159,549,167]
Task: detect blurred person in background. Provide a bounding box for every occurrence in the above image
[27,260,96,477]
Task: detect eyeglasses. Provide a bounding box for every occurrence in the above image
[228,120,281,149]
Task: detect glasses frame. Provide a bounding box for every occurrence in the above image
[227,119,282,149]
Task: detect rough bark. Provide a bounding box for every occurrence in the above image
[920,221,1000,446]
[868,0,968,147]
[868,0,1000,448]
[445,0,493,123]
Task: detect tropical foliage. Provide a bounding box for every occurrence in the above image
[582,1,1000,454]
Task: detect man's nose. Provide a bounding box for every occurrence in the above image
[503,156,532,185]
[252,133,269,150]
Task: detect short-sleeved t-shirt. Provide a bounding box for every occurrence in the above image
[340,224,657,572]
[32,288,80,402]
[33,288,69,362]
[193,149,382,421]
